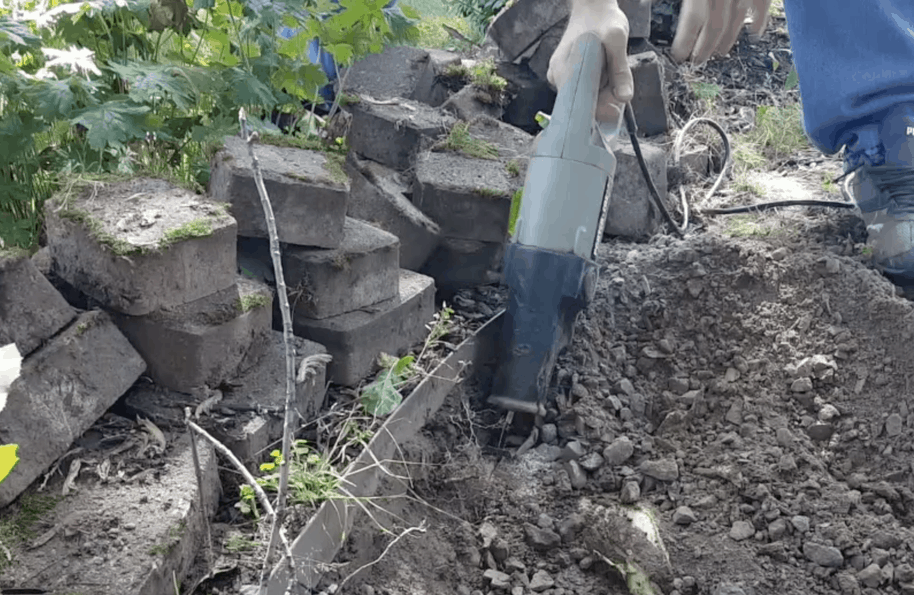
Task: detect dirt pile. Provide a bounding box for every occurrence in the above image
[326,210,914,595]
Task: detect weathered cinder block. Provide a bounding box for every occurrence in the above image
[413,49,462,107]
[629,50,669,137]
[466,116,535,167]
[603,139,668,239]
[347,99,456,171]
[441,85,504,122]
[342,45,430,101]
[345,153,441,272]
[620,0,652,39]
[489,0,569,62]
[289,269,435,386]
[282,218,400,320]
[111,276,272,392]
[0,251,77,356]
[0,310,145,507]
[6,429,219,595]
[210,136,349,249]
[413,152,518,244]
[45,177,237,316]
[526,16,566,82]
[123,332,328,465]
[420,237,505,291]
[669,144,711,186]
[496,61,557,134]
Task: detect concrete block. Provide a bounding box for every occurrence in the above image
[620,0,652,39]
[3,432,219,595]
[122,332,327,465]
[669,145,712,186]
[420,237,504,291]
[412,49,462,107]
[342,45,430,101]
[413,152,518,243]
[629,51,670,137]
[290,269,435,386]
[0,250,77,356]
[441,85,504,122]
[603,139,668,239]
[525,16,566,81]
[282,218,400,320]
[111,276,273,392]
[345,153,441,272]
[466,116,536,165]
[45,177,237,316]
[347,98,456,171]
[0,310,145,507]
[210,135,349,249]
[495,61,557,134]
[489,0,570,62]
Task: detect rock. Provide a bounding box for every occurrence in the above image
[673,506,697,526]
[857,563,883,588]
[561,440,586,460]
[210,136,348,248]
[529,570,555,592]
[627,50,669,137]
[896,563,914,583]
[712,584,747,595]
[639,458,679,481]
[603,138,668,240]
[775,427,794,446]
[615,378,636,395]
[525,16,567,81]
[818,403,841,421]
[540,423,558,444]
[0,311,146,507]
[478,521,499,548]
[790,515,810,534]
[490,538,509,564]
[768,518,788,541]
[604,436,635,466]
[524,524,561,550]
[483,568,512,590]
[440,85,504,121]
[0,251,77,357]
[803,542,844,568]
[791,377,814,393]
[558,513,585,541]
[886,413,904,437]
[342,45,430,101]
[729,520,755,541]
[807,422,835,442]
[46,177,237,316]
[620,480,641,504]
[344,153,441,272]
[580,452,605,472]
[835,572,860,595]
[725,398,744,425]
[488,0,569,62]
[565,460,587,489]
[412,49,462,107]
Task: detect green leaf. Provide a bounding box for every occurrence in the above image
[785,67,799,90]
[399,4,419,20]
[23,79,78,121]
[360,369,403,417]
[71,100,150,150]
[227,67,277,107]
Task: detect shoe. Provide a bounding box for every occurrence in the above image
[844,103,914,285]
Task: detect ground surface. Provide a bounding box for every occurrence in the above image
[287,6,914,595]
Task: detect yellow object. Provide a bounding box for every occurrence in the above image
[0,444,18,484]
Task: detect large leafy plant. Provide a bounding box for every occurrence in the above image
[0,0,420,248]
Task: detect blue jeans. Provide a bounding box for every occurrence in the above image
[278,0,400,104]
[783,0,914,155]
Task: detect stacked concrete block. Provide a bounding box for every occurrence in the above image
[215,135,436,387]
[44,176,279,394]
[604,139,669,239]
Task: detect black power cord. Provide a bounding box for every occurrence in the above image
[621,102,859,236]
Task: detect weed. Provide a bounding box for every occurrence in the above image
[505,160,521,177]
[160,219,213,248]
[508,188,523,236]
[731,176,766,197]
[444,63,471,79]
[469,60,508,95]
[438,122,499,160]
[323,152,349,186]
[149,521,186,557]
[332,253,352,271]
[225,533,257,553]
[75,323,88,335]
[692,82,721,111]
[0,494,60,570]
[724,214,778,238]
[238,294,270,313]
[474,187,510,199]
[821,172,839,194]
[746,104,808,162]
[861,246,874,256]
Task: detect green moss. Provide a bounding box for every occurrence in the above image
[332,253,351,271]
[160,218,213,248]
[238,293,269,313]
[322,152,349,186]
[505,160,521,177]
[59,209,149,257]
[473,187,510,199]
[0,246,31,262]
[469,59,508,95]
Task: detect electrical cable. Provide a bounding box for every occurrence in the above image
[623,102,861,236]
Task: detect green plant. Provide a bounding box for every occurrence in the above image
[452,0,509,36]
[238,293,269,312]
[437,121,499,160]
[508,187,522,236]
[747,104,807,161]
[0,493,60,570]
[505,160,520,177]
[473,187,509,199]
[0,0,420,250]
[160,218,213,247]
[468,59,507,95]
[724,214,777,238]
[225,533,257,552]
[692,82,721,110]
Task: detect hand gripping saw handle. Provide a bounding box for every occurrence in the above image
[488,32,622,415]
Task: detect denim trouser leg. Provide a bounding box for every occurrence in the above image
[782,0,914,155]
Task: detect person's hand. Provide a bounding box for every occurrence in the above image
[672,0,772,65]
[547,0,633,124]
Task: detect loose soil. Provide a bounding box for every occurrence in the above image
[284,10,914,595]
